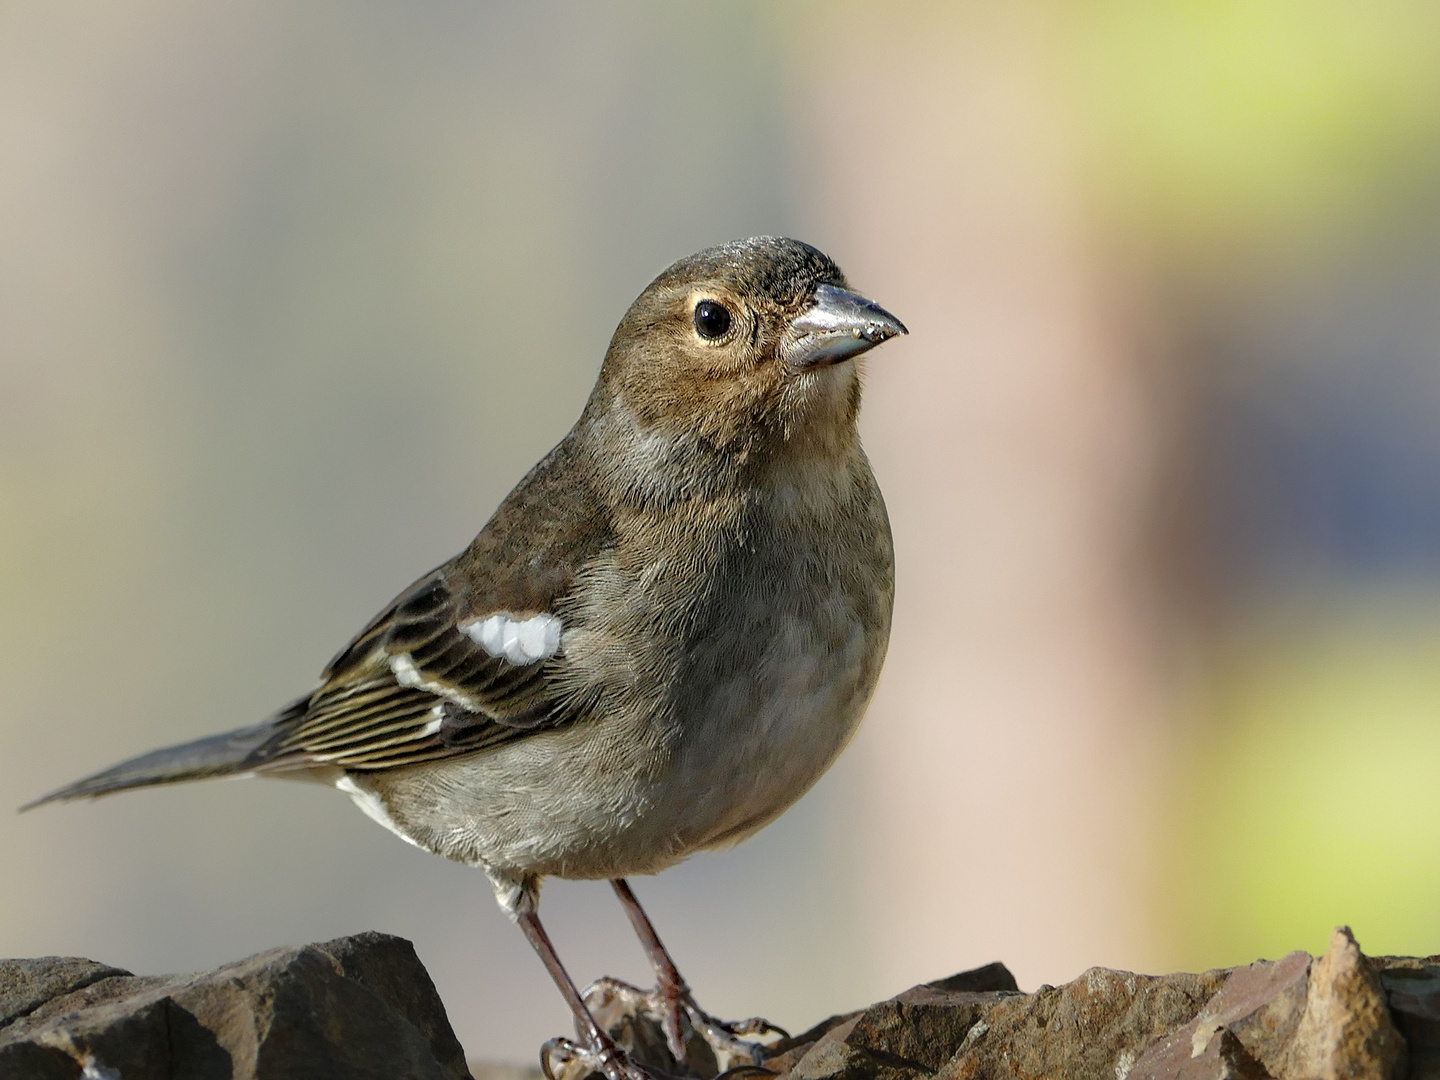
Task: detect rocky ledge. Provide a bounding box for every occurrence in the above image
[732,926,1430,1080]
[3,926,1437,1079]
[0,932,469,1079]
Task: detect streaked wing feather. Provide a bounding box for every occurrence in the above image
[255,570,572,772]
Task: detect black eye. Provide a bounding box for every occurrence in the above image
[693,300,732,340]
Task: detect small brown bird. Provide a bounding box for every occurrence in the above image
[25,237,906,1080]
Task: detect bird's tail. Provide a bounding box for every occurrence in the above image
[19,699,307,812]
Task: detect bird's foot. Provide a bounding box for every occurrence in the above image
[681,1006,785,1076]
[541,1034,676,1080]
[582,978,785,1077]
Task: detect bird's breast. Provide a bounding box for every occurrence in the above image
[647,453,895,851]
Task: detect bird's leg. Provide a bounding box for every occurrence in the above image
[518,909,665,1080]
[607,879,786,1071]
[608,879,690,1059]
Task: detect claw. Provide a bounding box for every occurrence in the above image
[539,1036,584,1080]
[719,1017,788,1041]
[541,1033,677,1080]
[583,977,693,1066]
[665,994,783,1071]
[678,1003,775,1070]
[661,999,687,1063]
[574,976,785,1078]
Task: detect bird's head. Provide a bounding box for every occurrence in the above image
[588,237,906,476]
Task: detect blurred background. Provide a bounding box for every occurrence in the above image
[4,0,1440,1063]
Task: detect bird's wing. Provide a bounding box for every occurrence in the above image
[253,566,582,772]
[250,434,616,773]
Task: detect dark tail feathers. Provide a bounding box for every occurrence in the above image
[20,700,307,812]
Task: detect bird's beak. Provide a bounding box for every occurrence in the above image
[783,283,908,370]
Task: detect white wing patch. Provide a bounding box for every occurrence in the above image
[459,612,562,665]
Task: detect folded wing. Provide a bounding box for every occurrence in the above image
[255,569,575,772]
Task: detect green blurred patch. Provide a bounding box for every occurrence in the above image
[1165,604,1440,967]
[1056,0,1440,254]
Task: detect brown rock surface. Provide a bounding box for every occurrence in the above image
[1273,928,1405,1080]
[0,932,470,1080]
[584,926,1419,1080]
[1375,958,1440,1080]
[772,964,1022,1080]
[8,927,1439,1080]
[1126,950,1310,1078]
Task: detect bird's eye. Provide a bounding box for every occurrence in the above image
[693,300,732,340]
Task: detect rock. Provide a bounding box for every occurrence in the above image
[4,926,1432,1080]
[1127,950,1310,1078]
[711,963,1227,1080]
[1375,956,1440,1079]
[0,932,470,1080]
[0,957,130,1032]
[756,965,1024,1080]
[933,965,1230,1080]
[581,927,1411,1080]
[566,964,1023,1080]
[1272,927,1404,1080]
[799,967,1023,1078]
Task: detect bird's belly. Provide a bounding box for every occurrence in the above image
[350,591,885,881]
[345,714,675,881]
[662,588,886,854]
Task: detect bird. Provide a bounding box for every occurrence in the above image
[23,236,906,1080]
